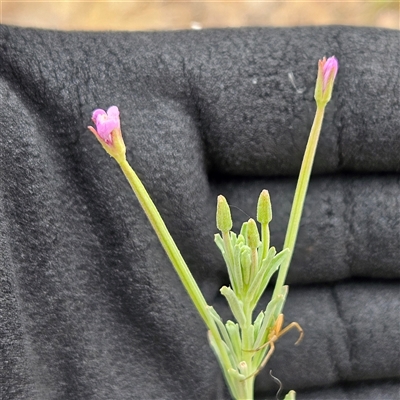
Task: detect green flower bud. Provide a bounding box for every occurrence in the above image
[283,390,296,400]
[240,245,251,285]
[246,218,260,249]
[240,222,248,239]
[257,190,272,224]
[216,195,233,233]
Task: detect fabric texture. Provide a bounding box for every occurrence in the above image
[0,25,399,400]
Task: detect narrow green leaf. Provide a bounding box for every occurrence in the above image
[236,234,245,247]
[207,330,220,359]
[225,320,242,361]
[208,308,232,347]
[208,307,238,367]
[240,222,248,242]
[273,285,289,320]
[233,243,244,297]
[253,311,264,342]
[250,248,290,309]
[207,331,239,400]
[246,247,276,304]
[245,325,254,352]
[214,233,225,254]
[220,286,247,327]
[253,294,284,350]
[263,246,277,264]
[227,368,246,381]
[252,286,289,368]
[229,231,238,246]
[216,231,240,295]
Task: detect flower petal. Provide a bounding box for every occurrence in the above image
[107,106,120,118]
[92,108,106,122]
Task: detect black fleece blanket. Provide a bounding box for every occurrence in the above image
[1,25,399,400]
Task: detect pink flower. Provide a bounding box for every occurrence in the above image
[314,56,338,106]
[90,106,120,145]
[88,106,126,160]
[321,56,338,92]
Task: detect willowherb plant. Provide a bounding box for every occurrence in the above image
[87,56,338,400]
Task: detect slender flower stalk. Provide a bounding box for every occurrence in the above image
[88,107,236,398]
[273,56,338,300]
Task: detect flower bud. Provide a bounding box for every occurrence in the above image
[246,218,260,250]
[314,56,338,106]
[216,195,233,233]
[88,106,126,161]
[283,390,296,400]
[257,190,272,224]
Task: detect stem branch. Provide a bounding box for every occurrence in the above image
[117,159,234,388]
[273,105,326,299]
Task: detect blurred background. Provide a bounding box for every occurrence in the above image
[2,0,399,31]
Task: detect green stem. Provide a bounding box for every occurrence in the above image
[273,105,326,299]
[238,305,255,400]
[260,222,270,263]
[117,159,234,388]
